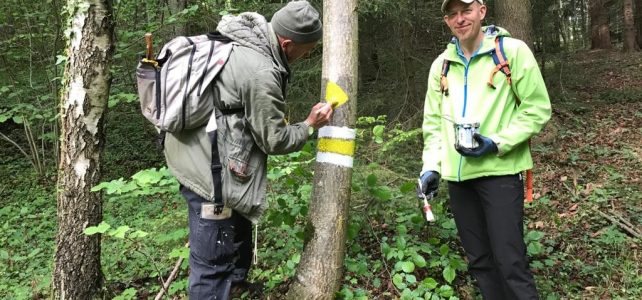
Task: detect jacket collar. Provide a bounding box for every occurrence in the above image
[267,24,291,79]
[442,25,511,63]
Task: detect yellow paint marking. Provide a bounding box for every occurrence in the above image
[325,81,349,108]
[317,138,355,156]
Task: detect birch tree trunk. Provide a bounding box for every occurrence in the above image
[622,0,639,51]
[590,0,612,49]
[495,0,534,49]
[52,0,114,298]
[286,0,358,298]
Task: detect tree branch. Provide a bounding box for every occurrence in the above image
[592,207,642,239]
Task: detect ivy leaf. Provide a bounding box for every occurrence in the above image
[109,225,130,239]
[371,186,392,201]
[133,168,162,186]
[55,55,67,65]
[392,273,405,289]
[443,266,456,283]
[366,174,377,187]
[421,277,438,290]
[439,244,450,256]
[169,246,190,259]
[413,254,427,267]
[129,230,149,239]
[527,241,544,255]
[372,278,381,288]
[525,230,544,241]
[401,261,415,273]
[84,221,111,235]
[399,181,416,194]
[405,274,417,284]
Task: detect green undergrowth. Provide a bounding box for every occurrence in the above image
[1,51,641,299]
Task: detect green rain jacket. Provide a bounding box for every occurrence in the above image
[163,13,311,223]
[421,26,551,182]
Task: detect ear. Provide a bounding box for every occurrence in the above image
[479,5,487,20]
[443,15,449,23]
[279,38,293,50]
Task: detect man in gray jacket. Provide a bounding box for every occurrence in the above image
[163,1,331,298]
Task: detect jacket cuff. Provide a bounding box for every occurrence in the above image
[488,135,507,156]
[300,121,313,138]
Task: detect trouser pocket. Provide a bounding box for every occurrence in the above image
[192,216,237,264]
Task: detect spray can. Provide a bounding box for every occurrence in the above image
[417,179,436,222]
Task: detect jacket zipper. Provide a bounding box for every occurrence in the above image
[457,62,470,182]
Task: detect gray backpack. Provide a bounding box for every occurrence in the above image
[136,32,234,132]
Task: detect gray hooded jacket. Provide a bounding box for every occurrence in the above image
[163,13,311,223]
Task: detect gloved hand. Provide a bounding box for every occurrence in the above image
[418,171,440,197]
[456,133,498,158]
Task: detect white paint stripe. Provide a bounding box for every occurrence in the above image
[316,152,354,168]
[318,126,356,140]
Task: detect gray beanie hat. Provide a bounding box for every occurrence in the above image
[271,1,322,44]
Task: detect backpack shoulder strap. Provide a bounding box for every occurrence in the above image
[488,36,513,89]
[488,36,522,105]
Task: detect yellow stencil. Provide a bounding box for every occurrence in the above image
[317,138,355,156]
[325,81,349,108]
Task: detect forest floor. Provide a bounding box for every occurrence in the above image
[0,50,641,299]
[520,50,642,298]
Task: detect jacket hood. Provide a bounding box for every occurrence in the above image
[482,25,511,38]
[443,25,512,61]
[217,13,289,73]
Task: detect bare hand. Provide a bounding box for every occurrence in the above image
[304,102,333,129]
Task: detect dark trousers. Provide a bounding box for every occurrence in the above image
[182,186,253,300]
[447,174,539,300]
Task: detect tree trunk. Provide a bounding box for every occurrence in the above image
[623,0,639,51]
[285,0,358,298]
[168,0,188,36]
[495,0,534,49]
[52,0,115,299]
[590,0,612,49]
[634,1,642,48]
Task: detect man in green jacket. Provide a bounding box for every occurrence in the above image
[419,0,551,299]
[163,1,332,298]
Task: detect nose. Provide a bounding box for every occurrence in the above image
[455,13,465,24]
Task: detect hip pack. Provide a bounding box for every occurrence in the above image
[136,32,234,132]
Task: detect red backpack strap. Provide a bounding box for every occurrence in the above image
[488,36,513,89]
[440,59,451,96]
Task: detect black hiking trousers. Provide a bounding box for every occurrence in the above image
[447,174,539,300]
[181,186,253,300]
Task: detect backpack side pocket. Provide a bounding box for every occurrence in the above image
[136,63,162,127]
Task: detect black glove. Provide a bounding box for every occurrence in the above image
[418,171,440,197]
[456,133,498,158]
